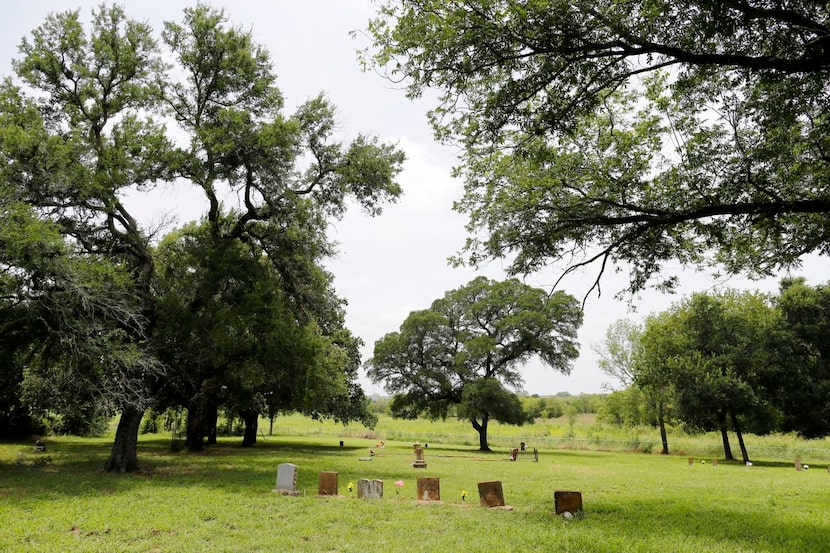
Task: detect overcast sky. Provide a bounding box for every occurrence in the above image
[2,1,826,396]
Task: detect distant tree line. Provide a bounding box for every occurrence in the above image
[596,279,830,463]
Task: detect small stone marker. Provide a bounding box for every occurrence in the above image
[416,477,440,501]
[795,458,803,471]
[554,491,583,516]
[274,463,300,496]
[413,443,427,469]
[478,481,505,508]
[357,478,383,499]
[318,471,338,496]
[688,457,694,466]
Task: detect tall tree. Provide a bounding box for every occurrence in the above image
[636,291,782,462]
[3,5,403,471]
[366,1,830,296]
[368,276,582,450]
[775,278,830,438]
[593,319,642,391]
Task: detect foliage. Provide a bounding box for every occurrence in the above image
[593,319,642,391]
[368,276,582,450]
[365,1,830,296]
[2,4,403,469]
[775,278,830,437]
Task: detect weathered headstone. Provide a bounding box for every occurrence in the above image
[478,481,505,508]
[318,471,338,496]
[554,491,583,515]
[417,477,440,501]
[274,463,299,496]
[357,478,383,499]
[795,457,803,471]
[413,443,427,469]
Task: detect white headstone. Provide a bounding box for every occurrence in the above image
[357,478,383,499]
[274,463,299,495]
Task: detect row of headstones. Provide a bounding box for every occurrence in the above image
[273,464,583,514]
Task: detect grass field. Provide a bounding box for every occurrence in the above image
[2,415,829,552]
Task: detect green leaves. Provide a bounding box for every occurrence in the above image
[368,276,582,448]
[367,1,830,296]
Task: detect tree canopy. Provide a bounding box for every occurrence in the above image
[367,276,582,450]
[366,1,830,296]
[1,4,403,470]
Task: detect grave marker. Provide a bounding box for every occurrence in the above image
[274,463,300,496]
[477,481,505,508]
[318,471,338,496]
[357,478,383,499]
[795,457,803,471]
[416,477,440,501]
[412,443,427,469]
[554,491,583,516]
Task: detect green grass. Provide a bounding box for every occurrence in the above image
[1,426,829,552]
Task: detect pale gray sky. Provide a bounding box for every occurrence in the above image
[2,1,826,396]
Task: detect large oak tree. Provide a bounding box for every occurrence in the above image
[367,276,582,450]
[366,1,830,296]
[2,5,403,471]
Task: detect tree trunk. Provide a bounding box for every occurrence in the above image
[185,402,206,452]
[471,415,491,452]
[206,402,218,446]
[730,410,750,464]
[718,412,734,460]
[104,406,143,472]
[241,409,259,447]
[657,400,669,455]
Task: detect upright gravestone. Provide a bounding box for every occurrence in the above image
[478,481,505,508]
[795,458,803,471]
[318,471,338,496]
[274,463,300,496]
[413,443,427,469]
[554,491,583,515]
[357,478,383,499]
[417,477,440,501]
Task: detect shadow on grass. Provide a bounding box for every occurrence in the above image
[579,495,829,552]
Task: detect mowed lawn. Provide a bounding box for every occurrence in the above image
[1,429,828,553]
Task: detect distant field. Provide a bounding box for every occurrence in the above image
[1,431,828,553]
[265,413,830,463]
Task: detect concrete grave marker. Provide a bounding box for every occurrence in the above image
[274,463,299,496]
[318,471,338,496]
[554,491,583,516]
[477,481,505,508]
[357,478,383,499]
[412,443,427,469]
[416,477,440,501]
